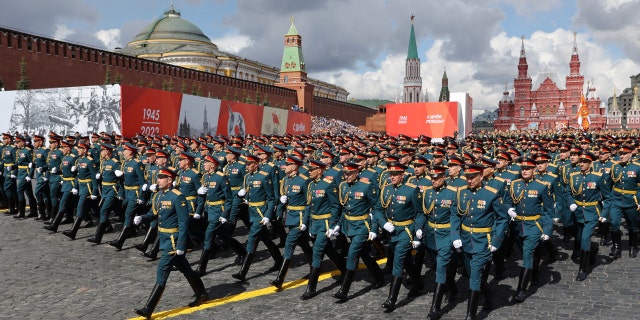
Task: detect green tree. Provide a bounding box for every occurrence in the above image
[115,73,122,84]
[104,68,112,85]
[263,94,270,107]
[181,81,187,93]
[16,58,30,90]
[138,78,145,87]
[223,88,230,100]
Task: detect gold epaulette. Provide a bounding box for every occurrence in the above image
[300,174,308,180]
[511,178,523,184]
[485,185,498,194]
[191,168,199,174]
[507,170,519,175]
[87,156,93,161]
[535,179,551,187]
[216,171,224,176]
[423,186,433,191]
[112,158,119,163]
[259,170,268,175]
[570,171,581,177]
[494,176,505,182]
[322,177,333,183]
[360,179,371,184]
[406,182,417,188]
[172,189,182,195]
[457,185,468,191]
[546,172,558,178]
[238,160,246,165]
[592,171,603,177]
[446,185,458,192]
[367,168,376,173]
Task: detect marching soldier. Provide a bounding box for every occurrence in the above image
[194,154,246,276]
[300,159,346,300]
[567,151,609,281]
[44,140,78,233]
[14,135,38,219]
[62,142,99,239]
[604,144,640,259]
[44,135,63,226]
[132,167,209,318]
[271,155,313,289]
[87,143,119,244]
[507,157,554,303]
[2,133,18,216]
[175,152,204,248]
[377,162,423,312]
[231,154,283,282]
[451,164,508,320]
[417,165,459,320]
[332,162,385,303]
[32,135,51,221]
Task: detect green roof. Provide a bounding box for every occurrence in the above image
[407,23,419,59]
[286,20,299,36]
[131,7,212,44]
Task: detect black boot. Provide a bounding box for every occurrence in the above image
[43,211,65,233]
[144,237,160,260]
[195,249,211,277]
[544,238,558,264]
[513,267,532,303]
[13,199,25,219]
[134,284,165,319]
[26,199,37,218]
[186,273,209,307]
[232,253,254,282]
[599,222,611,246]
[271,258,292,289]
[62,217,83,240]
[576,250,590,281]
[465,290,480,320]
[609,230,622,259]
[381,245,394,274]
[35,202,45,221]
[362,254,386,289]
[427,282,446,319]
[406,262,424,297]
[87,222,108,244]
[563,226,572,243]
[108,226,131,251]
[264,237,283,272]
[381,276,402,312]
[333,269,355,302]
[630,231,639,258]
[301,267,321,300]
[446,262,458,301]
[134,226,157,253]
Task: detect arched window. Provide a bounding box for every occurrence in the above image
[520,106,525,117]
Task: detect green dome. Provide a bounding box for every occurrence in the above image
[131,7,212,44]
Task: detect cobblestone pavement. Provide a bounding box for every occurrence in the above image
[0,211,638,320]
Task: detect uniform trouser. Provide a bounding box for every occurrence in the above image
[122,189,140,227]
[310,232,345,269]
[156,251,199,286]
[245,221,278,255]
[283,226,312,260]
[74,191,94,221]
[428,244,454,284]
[577,219,598,251]
[389,228,414,278]
[58,190,77,218]
[345,233,373,270]
[515,232,541,269]
[609,205,640,233]
[35,179,50,205]
[558,204,573,227]
[4,175,17,210]
[463,249,492,291]
[16,173,34,203]
[49,179,62,212]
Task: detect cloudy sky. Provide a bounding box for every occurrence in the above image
[2,0,639,115]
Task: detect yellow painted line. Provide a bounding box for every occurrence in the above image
[129,257,388,319]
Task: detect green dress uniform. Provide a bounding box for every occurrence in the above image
[46,148,64,222]
[33,145,50,220]
[2,142,18,215]
[134,184,208,318]
[45,151,78,232]
[16,145,37,218]
[604,160,640,257]
[62,151,99,239]
[87,153,119,244]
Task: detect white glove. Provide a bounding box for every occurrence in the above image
[600,217,607,223]
[416,229,423,239]
[42,177,48,181]
[142,184,148,191]
[114,169,123,177]
[383,222,394,233]
[368,232,377,241]
[333,225,340,234]
[149,184,157,192]
[300,224,307,231]
[490,245,498,252]
[28,163,33,169]
[193,213,201,219]
[237,188,246,197]
[51,167,57,173]
[280,195,288,204]
[219,217,228,224]
[541,234,550,241]
[569,204,578,212]
[508,208,517,219]
[6,165,12,171]
[0,171,3,176]
[136,199,144,205]
[453,239,462,249]
[197,186,208,195]
[553,217,560,223]
[36,167,42,173]
[10,174,16,179]
[71,188,78,195]
[95,173,101,180]
[133,215,142,225]
[411,241,421,249]
[261,217,270,225]
[25,176,31,182]
[90,195,98,200]
[71,166,77,172]
[176,249,185,255]
[325,229,334,238]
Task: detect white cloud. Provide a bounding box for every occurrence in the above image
[213,34,254,54]
[53,24,74,40]
[95,29,121,49]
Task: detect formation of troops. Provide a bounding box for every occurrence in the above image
[2,129,639,320]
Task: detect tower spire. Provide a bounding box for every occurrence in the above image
[569,31,581,76]
[520,35,526,58]
[403,15,422,103]
[518,36,528,79]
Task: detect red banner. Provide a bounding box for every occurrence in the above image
[286,111,311,135]
[120,85,183,137]
[386,102,459,138]
[216,101,264,137]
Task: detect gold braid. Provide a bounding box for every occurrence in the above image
[421,189,435,215]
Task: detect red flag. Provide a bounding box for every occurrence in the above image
[272,113,280,125]
[577,94,590,131]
